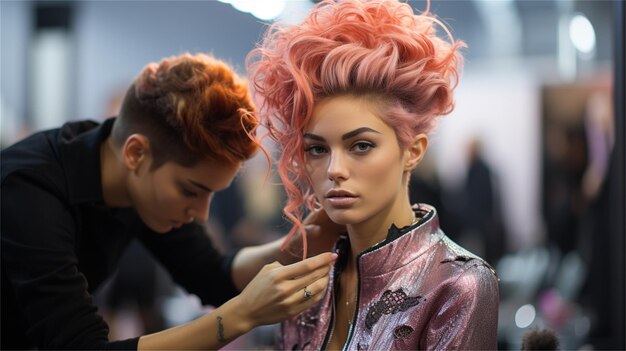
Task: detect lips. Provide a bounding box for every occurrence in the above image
[325,189,357,198]
[325,189,358,207]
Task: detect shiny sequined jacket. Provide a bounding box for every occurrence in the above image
[280,204,499,350]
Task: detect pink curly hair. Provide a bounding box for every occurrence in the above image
[247,0,465,258]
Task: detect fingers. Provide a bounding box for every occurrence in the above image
[298,281,329,310]
[273,252,337,280]
[268,254,334,306]
[283,270,330,312]
[253,253,333,305]
[276,255,334,310]
[241,253,336,324]
[286,261,332,290]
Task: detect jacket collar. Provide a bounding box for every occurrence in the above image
[335,203,444,277]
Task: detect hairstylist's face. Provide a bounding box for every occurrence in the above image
[303,95,412,226]
[124,136,241,233]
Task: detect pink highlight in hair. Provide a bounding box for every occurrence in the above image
[247,0,465,259]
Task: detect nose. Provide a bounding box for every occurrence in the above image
[187,195,211,223]
[327,151,348,182]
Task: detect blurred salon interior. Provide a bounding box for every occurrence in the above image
[1,0,624,349]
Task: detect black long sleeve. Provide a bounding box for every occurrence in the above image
[137,223,239,307]
[1,171,140,349]
[1,119,239,349]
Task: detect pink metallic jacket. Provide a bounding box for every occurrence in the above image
[280,204,499,350]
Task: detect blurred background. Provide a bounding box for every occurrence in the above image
[1,0,624,349]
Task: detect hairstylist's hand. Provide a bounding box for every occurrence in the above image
[233,252,336,327]
[281,209,346,263]
[304,208,346,255]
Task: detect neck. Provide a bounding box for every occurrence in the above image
[345,197,415,260]
[100,136,132,207]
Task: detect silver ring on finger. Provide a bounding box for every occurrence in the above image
[303,286,313,300]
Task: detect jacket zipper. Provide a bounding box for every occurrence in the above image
[322,253,344,351]
[321,287,337,350]
[324,211,426,350]
[341,255,361,351]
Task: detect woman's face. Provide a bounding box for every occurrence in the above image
[303,94,412,226]
[128,155,240,233]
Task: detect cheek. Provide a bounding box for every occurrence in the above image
[305,161,326,190]
[362,154,404,191]
[147,177,182,212]
[368,153,401,177]
[159,187,186,211]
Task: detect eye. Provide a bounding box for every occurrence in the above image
[305,145,328,157]
[351,141,375,154]
[181,187,198,198]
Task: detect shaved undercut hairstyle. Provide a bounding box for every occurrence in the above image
[113,53,260,170]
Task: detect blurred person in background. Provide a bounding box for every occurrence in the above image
[1,52,342,350]
[408,153,446,221]
[457,138,505,265]
[543,121,588,256]
[248,0,499,349]
[578,90,614,343]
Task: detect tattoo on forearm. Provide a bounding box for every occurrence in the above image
[217,316,226,342]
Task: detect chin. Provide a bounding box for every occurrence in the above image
[325,208,361,226]
[150,225,171,234]
[144,218,172,234]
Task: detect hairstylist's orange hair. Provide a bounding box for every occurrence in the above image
[114,53,260,169]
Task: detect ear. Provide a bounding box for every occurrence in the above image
[404,133,428,171]
[122,134,151,172]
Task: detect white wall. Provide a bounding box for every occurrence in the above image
[432,63,543,250]
[0,0,31,145]
[73,1,268,120]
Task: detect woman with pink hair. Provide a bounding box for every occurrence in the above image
[248,0,499,349]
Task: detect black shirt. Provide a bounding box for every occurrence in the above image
[1,118,239,349]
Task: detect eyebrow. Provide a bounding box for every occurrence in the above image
[303,127,381,142]
[187,179,212,192]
